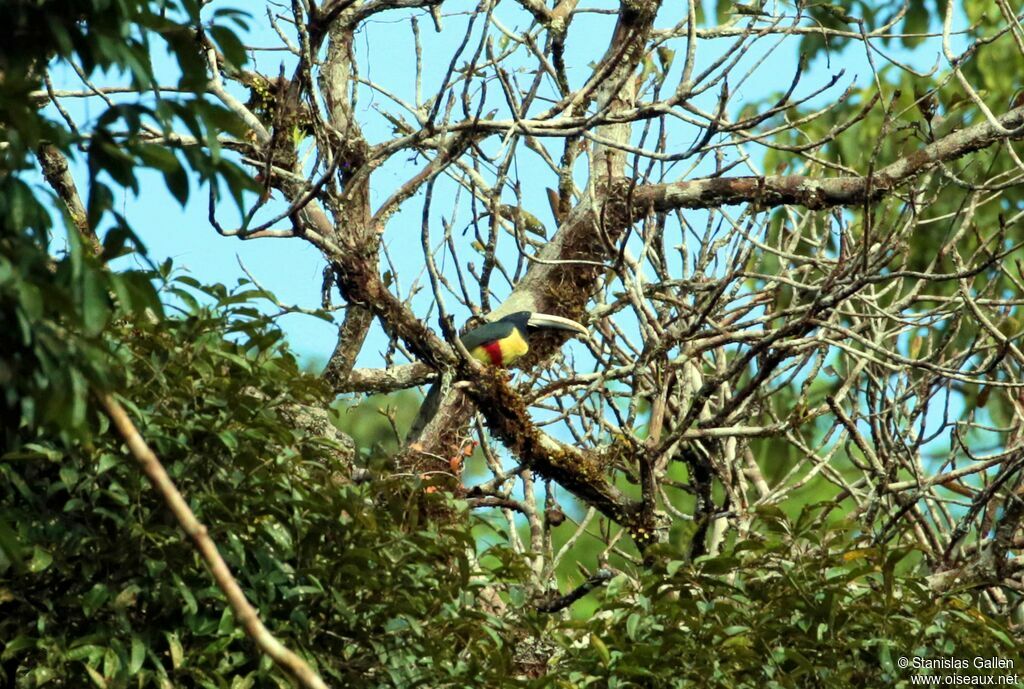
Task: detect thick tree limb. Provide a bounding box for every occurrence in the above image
[385,2,660,529]
[246,0,1024,559]
[536,568,615,612]
[322,101,1024,536]
[36,143,98,253]
[328,361,435,394]
[322,308,378,389]
[636,104,1024,212]
[467,368,642,526]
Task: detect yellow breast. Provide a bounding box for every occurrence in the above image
[469,327,530,366]
[500,327,529,364]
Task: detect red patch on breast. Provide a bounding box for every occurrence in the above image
[482,341,505,366]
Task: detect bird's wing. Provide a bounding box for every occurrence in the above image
[459,320,516,351]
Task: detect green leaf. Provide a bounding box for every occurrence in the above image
[0,518,25,573]
[96,454,119,474]
[32,666,58,685]
[217,606,235,636]
[1,635,37,661]
[590,634,611,667]
[605,573,628,597]
[85,663,108,688]
[715,0,731,23]
[173,575,198,615]
[209,26,247,70]
[137,145,189,204]
[27,546,53,573]
[626,613,641,640]
[217,431,238,451]
[129,635,146,674]
[901,0,929,47]
[696,555,740,575]
[60,465,80,489]
[166,632,184,669]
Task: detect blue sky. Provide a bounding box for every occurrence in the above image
[36,0,992,532]
[45,0,959,373]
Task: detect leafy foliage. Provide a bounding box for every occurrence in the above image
[3,1,1023,687]
[750,0,1024,475]
[0,221,161,446]
[0,280,521,688]
[1,0,257,447]
[5,310,1015,688]
[551,508,1021,688]
[2,0,256,215]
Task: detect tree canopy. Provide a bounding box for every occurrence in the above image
[4,0,1024,686]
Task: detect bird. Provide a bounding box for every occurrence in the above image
[407,311,588,442]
